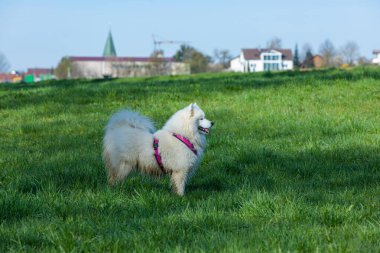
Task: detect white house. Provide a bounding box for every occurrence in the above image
[372,50,380,65]
[230,48,293,72]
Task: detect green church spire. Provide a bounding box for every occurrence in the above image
[103,30,117,57]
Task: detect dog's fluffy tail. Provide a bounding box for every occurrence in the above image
[105,110,156,133]
[103,110,155,185]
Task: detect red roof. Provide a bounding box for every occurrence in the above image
[68,56,174,62]
[242,48,293,60]
[26,68,53,76]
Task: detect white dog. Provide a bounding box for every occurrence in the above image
[103,103,213,196]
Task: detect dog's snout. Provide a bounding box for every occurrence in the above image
[211,121,214,126]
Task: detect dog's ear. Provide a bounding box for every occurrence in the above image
[189,103,195,117]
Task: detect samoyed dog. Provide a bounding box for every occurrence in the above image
[103,103,213,196]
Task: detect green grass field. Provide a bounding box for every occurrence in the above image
[1,68,379,252]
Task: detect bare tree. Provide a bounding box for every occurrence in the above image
[150,50,164,58]
[149,50,167,76]
[0,52,10,73]
[340,41,360,66]
[301,43,313,62]
[303,49,315,68]
[357,56,370,66]
[214,49,232,68]
[319,39,336,67]
[266,37,282,49]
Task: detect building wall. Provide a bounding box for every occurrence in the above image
[246,60,293,72]
[70,60,190,79]
[283,60,293,70]
[0,74,21,83]
[230,57,244,72]
[373,53,380,65]
[313,56,324,68]
[246,60,261,72]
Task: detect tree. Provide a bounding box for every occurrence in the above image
[192,51,211,73]
[340,41,360,66]
[150,50,164,58]
[266,37,282,49]
[319,39,336,67]
[173,44,195,62]
[55,57,73,79]
[303,49,314,68]
[174,44,211,73]
[301,43,313,62]
[357,56,370,66]
[293,44,300,69]
[149,50,168,76]
[0,52,10,73]
[213,49,232,69]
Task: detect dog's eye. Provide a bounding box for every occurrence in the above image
[200,118,204,120]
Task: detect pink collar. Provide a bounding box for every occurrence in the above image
[153,133,197,173]
[172,133,197,155]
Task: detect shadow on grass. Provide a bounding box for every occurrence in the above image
[1,134,378,225]
[3,104,379,199]
[188,145,380,195]
[12,140,379,198]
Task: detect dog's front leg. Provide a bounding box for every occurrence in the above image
[170,170,187,196]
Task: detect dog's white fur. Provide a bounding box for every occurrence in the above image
[103,103,213,196]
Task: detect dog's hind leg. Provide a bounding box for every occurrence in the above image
[108,161,133,186]
[170,171,188,196]
[104,150,117,185]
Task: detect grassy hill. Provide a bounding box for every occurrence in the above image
[1,68,379,252]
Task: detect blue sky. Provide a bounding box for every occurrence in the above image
[0,0,379,70]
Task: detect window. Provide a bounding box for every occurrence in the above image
[264,63,279,71]
[263,52,282,71]
[263,54,280,61]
